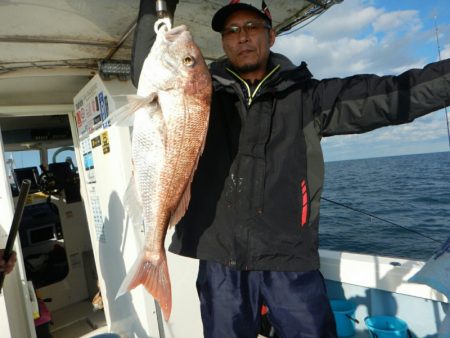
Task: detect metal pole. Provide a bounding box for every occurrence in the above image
[434,16,450,150]
[0,179,31,293]
[156,0,168,18]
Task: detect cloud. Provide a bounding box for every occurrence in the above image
[441,44,450,59]
[300,0,383,40]
[321,111,449,161]
[372,114,448,142]
[273,0,429,78]
[272,0,450,160]
[372,10,422,34]
[273,33,378,77]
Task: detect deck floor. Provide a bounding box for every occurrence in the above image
[46,301,371,338]
[47,300,107,338]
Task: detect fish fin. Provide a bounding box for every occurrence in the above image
[169,180,191,228]
[123,175,143,229]
[116,250,172,321]
[168,138,206,227]
[105,93,158,126]
[126,93,158,112]
[199,120,208,155]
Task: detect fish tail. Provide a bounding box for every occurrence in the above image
[116,250,172,321]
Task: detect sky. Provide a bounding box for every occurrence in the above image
[4,0,450,166]
[272,0,450,161]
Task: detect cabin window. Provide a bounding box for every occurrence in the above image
[48,146,77,173]
[5,150,41,194]
[5,150,40,169]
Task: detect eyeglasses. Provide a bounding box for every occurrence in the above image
[221,21,272,38]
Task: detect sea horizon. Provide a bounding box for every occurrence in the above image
[324,149,450,163]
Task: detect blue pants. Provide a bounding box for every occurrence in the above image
[196,260,337,338]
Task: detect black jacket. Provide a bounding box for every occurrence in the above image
[169,52,450,271]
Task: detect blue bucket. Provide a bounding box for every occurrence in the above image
[365,316,409,338]
[330,299,357,337]
[91,334,121,338]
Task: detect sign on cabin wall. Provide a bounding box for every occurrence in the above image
[73,76,111,140]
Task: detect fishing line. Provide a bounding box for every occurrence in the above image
[278,10,325,37]
[320,197,442,244]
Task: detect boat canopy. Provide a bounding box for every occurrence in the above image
[0,0,341,124]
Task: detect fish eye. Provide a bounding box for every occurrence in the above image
[183,56,195,67]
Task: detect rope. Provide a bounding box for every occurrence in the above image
[320,197,442,244]
[278,10,325,37]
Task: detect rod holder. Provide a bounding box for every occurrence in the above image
[156,0,168,18]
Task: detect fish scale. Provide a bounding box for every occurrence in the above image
[115,24,212,321]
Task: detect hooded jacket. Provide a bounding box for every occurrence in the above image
[169,52,450,272]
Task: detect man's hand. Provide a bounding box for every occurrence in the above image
[0,249,17,275]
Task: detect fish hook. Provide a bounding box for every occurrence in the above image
[154,17,172,34]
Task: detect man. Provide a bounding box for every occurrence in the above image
[166,1,450,338]
[0,249,16,275]
[171,3,337,336]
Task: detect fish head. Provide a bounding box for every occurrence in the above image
[137,25,211,99]
[164,26,211,91]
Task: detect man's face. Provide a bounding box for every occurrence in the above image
[221,9,275,80]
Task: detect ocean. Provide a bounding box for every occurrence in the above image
[319,151,450,261]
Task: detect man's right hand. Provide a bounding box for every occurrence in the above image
[0,249,17,275]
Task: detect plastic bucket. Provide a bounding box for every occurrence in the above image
[91,334,121,338]
[330,299,357,337]
[365,316,409,338]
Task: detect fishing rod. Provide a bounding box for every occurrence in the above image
[0,179,31,293]
[434,16,450,150]
[320,197,442,244]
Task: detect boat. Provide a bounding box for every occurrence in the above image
[0,1,447,337]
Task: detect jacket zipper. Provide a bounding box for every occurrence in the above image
[226,65,280,106]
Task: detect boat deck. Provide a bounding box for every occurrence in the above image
[47,300,107,338]
[47,300,371,338]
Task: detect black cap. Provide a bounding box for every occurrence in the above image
[211,2,272,32]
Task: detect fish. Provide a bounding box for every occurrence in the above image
[115,23,212,321]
